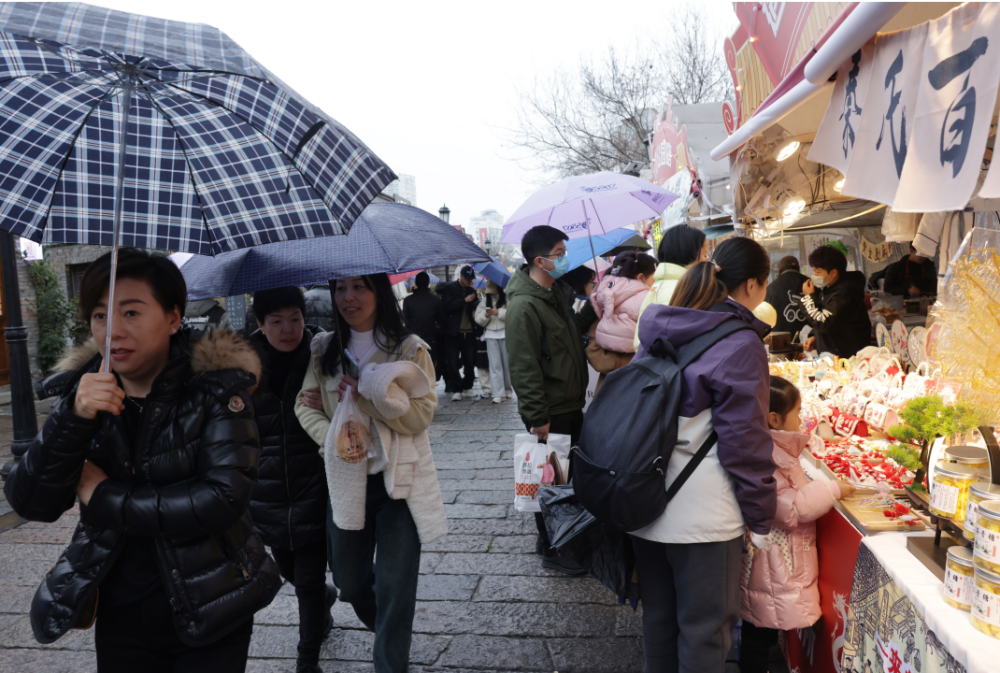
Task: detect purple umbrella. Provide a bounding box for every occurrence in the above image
[500,172,678,244]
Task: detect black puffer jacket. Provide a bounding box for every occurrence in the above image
[4,329,281,646]
[437,280,480,336]
[303,286,335,332]
[249,329,327,550]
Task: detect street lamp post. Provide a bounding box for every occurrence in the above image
[484,239,492,256]
[0,231,37,472]
[439,205,452,280]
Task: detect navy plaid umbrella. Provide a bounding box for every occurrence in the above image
[0,3,394,253]
[179,202,490,300]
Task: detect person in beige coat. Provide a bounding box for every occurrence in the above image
[295,274,446,673]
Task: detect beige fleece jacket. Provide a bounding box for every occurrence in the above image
[295,331,446,543]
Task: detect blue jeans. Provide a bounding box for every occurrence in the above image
[326,475,421,673]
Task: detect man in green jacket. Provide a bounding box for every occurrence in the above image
[505,225,595,575]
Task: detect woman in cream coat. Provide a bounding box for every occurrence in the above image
[295,274,446,673]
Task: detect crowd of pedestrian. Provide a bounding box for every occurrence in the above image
[3,224,879,673]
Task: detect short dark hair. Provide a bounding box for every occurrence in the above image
[778,256,800,273]
[415,272,430,289]
[78,248,187,321]
[808,245,847,274]
[658,225,706,266]
[521,225,568,267]
[561,266,596,296]
[769,375,801,423]
[252,287,305,322]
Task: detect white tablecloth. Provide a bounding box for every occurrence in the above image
[863,534,1000,673]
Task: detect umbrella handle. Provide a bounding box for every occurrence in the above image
[102,77,135,374]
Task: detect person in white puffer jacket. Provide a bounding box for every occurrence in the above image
[474,279,513,403]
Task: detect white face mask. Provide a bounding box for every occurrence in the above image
[811,274,828,289]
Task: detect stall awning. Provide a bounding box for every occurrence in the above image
[710,3,954,162]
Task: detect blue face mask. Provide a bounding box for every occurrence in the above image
[811,274,827,289]
[547,255,569,280]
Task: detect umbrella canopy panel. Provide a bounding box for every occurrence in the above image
[181,202,491,299]
[0,5,395,254]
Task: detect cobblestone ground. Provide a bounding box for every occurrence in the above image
[0,382,652,672]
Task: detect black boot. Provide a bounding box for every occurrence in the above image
[542,550,587,576]
[323,583,337,638]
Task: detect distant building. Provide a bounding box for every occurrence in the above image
[381,174,417,206]
[469,210,504,248]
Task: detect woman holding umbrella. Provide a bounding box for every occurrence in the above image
[295,273,447,673]
[4,249,281,670]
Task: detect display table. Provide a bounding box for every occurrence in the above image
[842,534,1000,673]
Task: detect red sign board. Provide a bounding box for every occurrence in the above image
[650,99,696,186]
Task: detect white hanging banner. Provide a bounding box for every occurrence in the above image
[840,23,928,206]
[808,40,876,174]
[893,3,1000,212]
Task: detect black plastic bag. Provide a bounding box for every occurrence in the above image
[538,485,640,604]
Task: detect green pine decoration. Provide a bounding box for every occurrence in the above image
[888,394,985,489]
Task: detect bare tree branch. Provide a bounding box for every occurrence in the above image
[506,6,728,181]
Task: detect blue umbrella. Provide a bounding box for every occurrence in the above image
[473,256,512,289]
[565,229,651,271]
[179,202,490,299]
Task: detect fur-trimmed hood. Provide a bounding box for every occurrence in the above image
[52,328,261,393]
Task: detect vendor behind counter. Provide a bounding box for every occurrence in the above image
[883,243,937,297]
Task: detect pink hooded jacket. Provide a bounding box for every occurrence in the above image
[591,276,650,353]
[740,429,840,630]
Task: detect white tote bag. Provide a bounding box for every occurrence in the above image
[513,433,571,512]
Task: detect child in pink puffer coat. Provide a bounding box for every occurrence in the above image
[739,376,855,673]
[591,251,656,354]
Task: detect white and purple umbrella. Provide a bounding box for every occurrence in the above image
[500,172,679,244]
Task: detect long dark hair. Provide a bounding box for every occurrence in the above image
[670,237,770,310]
[485,283,507,309]
[320,274,411,377]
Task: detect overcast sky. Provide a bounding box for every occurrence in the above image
[96,0,737,230]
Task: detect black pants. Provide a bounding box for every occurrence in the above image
[521,410,584,556]
[444,332,477,392]
[95,585,253,672]
[738,621,779,673]
[270,542,330,665]
[631,535,742,673]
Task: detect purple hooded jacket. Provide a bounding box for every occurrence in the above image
[634,299,777,536]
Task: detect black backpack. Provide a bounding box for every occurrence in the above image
[572,307,752,532]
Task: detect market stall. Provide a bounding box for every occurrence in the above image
[712,5,1000,670]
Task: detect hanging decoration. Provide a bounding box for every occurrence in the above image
[860,237,895,263]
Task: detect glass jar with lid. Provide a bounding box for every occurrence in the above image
[944,546,975,610]
[930,464,978,521]
[971,564,1000,639]
[975,500,1000,574]
[944,445,992,481]
[965,482,1000,541]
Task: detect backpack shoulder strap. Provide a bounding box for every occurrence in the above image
[664,430,718,504]
[676,316,754,370]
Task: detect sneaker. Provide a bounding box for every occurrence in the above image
[464,390,481,400]
[542,552,588,576]
[451,392,463,402]
[492,397,503,404]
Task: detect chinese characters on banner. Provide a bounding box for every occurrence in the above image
[860,237,895,263]
[812,3,1000,212]
[809,41,875,174]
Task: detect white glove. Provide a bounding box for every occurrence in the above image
[750,532,772,551]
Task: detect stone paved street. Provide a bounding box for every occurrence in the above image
[0,381,652,672]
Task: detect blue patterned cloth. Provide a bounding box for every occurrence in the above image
[180,202,490,299]
[0,3,394,254]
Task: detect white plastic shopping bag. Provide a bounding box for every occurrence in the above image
[329,386,372,464]
[513,433,571,512]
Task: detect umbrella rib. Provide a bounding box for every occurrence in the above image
[361,218,399,275]
[36,85,119,240]
[149,78,345,229]
[136,84,219,256]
